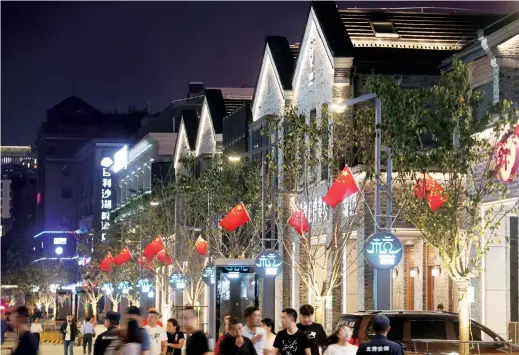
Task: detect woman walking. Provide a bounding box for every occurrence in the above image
[30,317,43,351]
[324,325,358,355]
[261,318,276,350]
[166,318,185,355]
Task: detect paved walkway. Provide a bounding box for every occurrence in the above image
[40,342,84,355]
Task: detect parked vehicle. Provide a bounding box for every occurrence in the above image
[337,311,519,354]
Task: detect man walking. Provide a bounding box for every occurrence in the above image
[182,306,210,355]
[220,317,258,355]
[273,308,310,355]
[297,305,327,355]
[61,314,79,355]
[242,307,268,355]
[93,311,121,355]
[144,309,168,355]
[11,306,37,355]
[356,315,405,355]
[81,316,96,355]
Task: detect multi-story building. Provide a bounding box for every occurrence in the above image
[251,1,510,332]
[33,95,145,263]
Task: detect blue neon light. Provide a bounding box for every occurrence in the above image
[32,230,78,239]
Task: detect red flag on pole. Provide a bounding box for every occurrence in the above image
[143,236,165,260]
[99,252,113,273]
[194,236,208,256]
[156,249,173,265]
[414,173,447,212]
[219,202,251,232]
[288,210,310,235]
[322,166,359,208]
[113,247,132,265]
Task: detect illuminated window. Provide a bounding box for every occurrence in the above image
[370,22,399,38]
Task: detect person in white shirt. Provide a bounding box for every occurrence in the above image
[81,316,96,355]
[323,325,357,355]
[242,307,269,355]
[144,310,168,355]
[30,317,43,351]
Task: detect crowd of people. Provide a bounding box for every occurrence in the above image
[4,303,405,355]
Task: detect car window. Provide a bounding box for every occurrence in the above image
[453,321,500,342]
[410,320,447,339]
[366,317,405,341]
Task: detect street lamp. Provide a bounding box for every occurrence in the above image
[150,201,160,206]
[227,156,241,162]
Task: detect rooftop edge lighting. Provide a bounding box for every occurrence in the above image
[33,230,78,239]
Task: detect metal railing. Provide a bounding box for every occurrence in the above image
[510,322,518,345]
[410,339,517,354]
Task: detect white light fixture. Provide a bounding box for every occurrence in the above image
[228,156,241,162]
[148,291,154,298]
[142,285,150,293]
[432,265,441,277]
[392,269,399,279]
[150,201,159,206]
[410,266,419,278]
[55,247,63,255]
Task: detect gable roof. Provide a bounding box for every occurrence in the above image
[204,89,227,134]
[181,109,199,149]
[265,36,296,90]
[311,1,355,57]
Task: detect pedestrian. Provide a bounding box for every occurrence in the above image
[11,306,37,355]
[242,307,268,355]
[107,317,145,355]
[144,309,167,355]
[93,311,121,355]
[30,317,43,351]
[323,325,357,355]
[1,312,7,345]
[261,318,276,350]
[355,315,405,355]
[215,316,230,355]
[166,318,185,355]
[143,308,164,327]
[436,304,444,312]
[126,306,151,353]
[82,316,96,355]
[273,308,310,355]
[219,314,231,337]
[297,305,327,355]
[220,317,258,355]
[182,306,210,355]
[61,314,79,355]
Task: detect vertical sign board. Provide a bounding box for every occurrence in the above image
[56,290,73,321]
[255,251,282,321]
[100,157,114,241]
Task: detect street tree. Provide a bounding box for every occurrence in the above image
[365,58,518,354]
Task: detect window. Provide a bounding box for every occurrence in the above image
[410,320,447,339]
[370,22,399,38]
[366,317,404,341]
[61,187,72,199]
[453,321,501,342]
[62,164,71,176]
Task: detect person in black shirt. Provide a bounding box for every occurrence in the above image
[356,315,405,355]
[183,306,210,355]
[274,308,310,355]
[167,318,185,355]
[220,317,258,355]
[297,305,327,355]
[93,311,121,355]
[11,306,37,355]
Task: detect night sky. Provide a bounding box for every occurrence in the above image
[2,1,518,146]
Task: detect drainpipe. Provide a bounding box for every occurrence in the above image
[478,29,499,104]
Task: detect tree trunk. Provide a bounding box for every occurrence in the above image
[315,297,326,325]
[456,280,471,355]
[112,301,119,312]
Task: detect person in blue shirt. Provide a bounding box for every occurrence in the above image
[127,306,151,352]
[1,312,7,345]
[356,315,405,355]
[82,316,96,355]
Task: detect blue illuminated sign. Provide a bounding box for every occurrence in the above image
[363,232,403,270]
[168,272,185,290]
[255,251,282,278]
[202,265,215,286]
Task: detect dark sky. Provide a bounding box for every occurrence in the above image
[2,1,518,146]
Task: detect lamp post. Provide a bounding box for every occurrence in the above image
[332,93,393,310]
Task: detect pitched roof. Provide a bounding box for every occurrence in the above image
[265,36,296,90]
[181,110,199,149]
[339,9,504,50]
[311,1,355,57]
[204,89,227,134]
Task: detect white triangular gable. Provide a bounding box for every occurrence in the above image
[174,119,191,172]
[252,44,286,122]
[194,99,216,157]
[292,7,336,115]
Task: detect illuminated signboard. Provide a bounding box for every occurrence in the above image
[495,125,519,183]
[113,145,128,173]
[202,265,215,286]
[168,272,185,290]
[363,232,403,270]
[100,156,114,241]
[53,238,67,245]
[255,251,282,278]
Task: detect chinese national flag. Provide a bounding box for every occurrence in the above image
[156,249,173,265]
[113,247,132,265]
[322,166,360,208]
[219,202,251,232]
[413,173,448,212]
[194,236,208,256]
[137,255,154,271]
[143,236,165,260]
[99,252,113,273]
[288,210,310,235]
